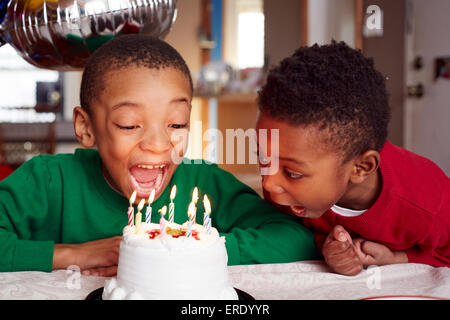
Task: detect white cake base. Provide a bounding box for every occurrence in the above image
[102,222,238,300]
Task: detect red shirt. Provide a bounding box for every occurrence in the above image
[267,141,450,267]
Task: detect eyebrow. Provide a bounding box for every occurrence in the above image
[171,97,190,104]
[111,98,190,111]
[111,102,139,111]
[279,156,308,167]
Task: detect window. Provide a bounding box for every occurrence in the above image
[0,45,58,123]
[224,0,264,69]
[237,10,265,68]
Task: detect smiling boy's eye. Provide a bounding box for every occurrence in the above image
[169,123,188,129]
[116,124,139,130]
[283,168,303,179]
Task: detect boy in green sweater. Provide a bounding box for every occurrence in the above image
[0,35,317,275]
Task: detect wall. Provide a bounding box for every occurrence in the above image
[165,0,202,77]
[223,0,238,68]
[263,0,305,68]
[308,0,355,47]
[403,0,450,174]
[63,72,82,121]
[362,0,406,147]
[264,0,356,70]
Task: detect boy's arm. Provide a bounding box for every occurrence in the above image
[0,157,58,272]
[53,237,121,276]
[206,166,318,265]
[404,211,450,267]
[401,183,450,268]
[222,219,318,265]
[0,231,54,272]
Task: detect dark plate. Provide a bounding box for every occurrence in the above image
[234,288,255,300]
[86,287,254,300]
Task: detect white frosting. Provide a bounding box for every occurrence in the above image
[103,222,238,300]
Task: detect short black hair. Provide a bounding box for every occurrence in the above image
[257,41,390,162]
[80,34,193,114]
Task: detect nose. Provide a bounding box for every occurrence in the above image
[262,173,285,195]
[139,126,172,154]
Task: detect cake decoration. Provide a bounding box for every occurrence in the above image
[168,185,177,223]
[127,190,137,227]
[135,199,145,234]
[158,206,168,238]
[203,195,212,234]
[145,189,155,224]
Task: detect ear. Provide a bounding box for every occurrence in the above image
[73,106,96,148]
[349,150,380,184]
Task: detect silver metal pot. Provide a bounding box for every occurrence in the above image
[0,0,177,70]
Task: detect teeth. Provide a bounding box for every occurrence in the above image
[290,206,305,214]
[137,164,166,169]
[156,171,163,189]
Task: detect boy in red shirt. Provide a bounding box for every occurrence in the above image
[256,41,450,275]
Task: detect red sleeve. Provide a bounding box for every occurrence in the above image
[405,184,450,267]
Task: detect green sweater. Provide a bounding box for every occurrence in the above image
[0,149,317,272]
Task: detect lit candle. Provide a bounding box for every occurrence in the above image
[135,199,145,234]
[187,201,195,238]
[192,187,199,204]
[203,194,212,234]
[168,185,177,223]
[191,187,199,224]
[158,206,168,238]
[127,190,137,227]
[145,189,156,224]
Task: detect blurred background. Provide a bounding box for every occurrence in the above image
[0,0,449,196]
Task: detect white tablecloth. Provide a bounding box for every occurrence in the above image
[1,261,449,300]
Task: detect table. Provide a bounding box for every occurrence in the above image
[1,261,449,300]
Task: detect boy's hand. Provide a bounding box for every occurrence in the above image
[76,236,122,277]
[322,225,363,276]
[53,236,122,277]
[353,238,408,267]
[81,265,118,277]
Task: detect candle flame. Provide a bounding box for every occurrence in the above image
[137,199,145,212]
[203,195,211,214]
[187,201,195,217]
[159,206,167,217]
[129,190,137,204]
[170,185,177,200]
[192,187,199,204]
[148,189,156,204]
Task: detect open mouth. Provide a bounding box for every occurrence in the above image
[290,205,306,217]
[129,163,169,198]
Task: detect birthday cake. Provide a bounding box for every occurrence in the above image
[102,221,238,300]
